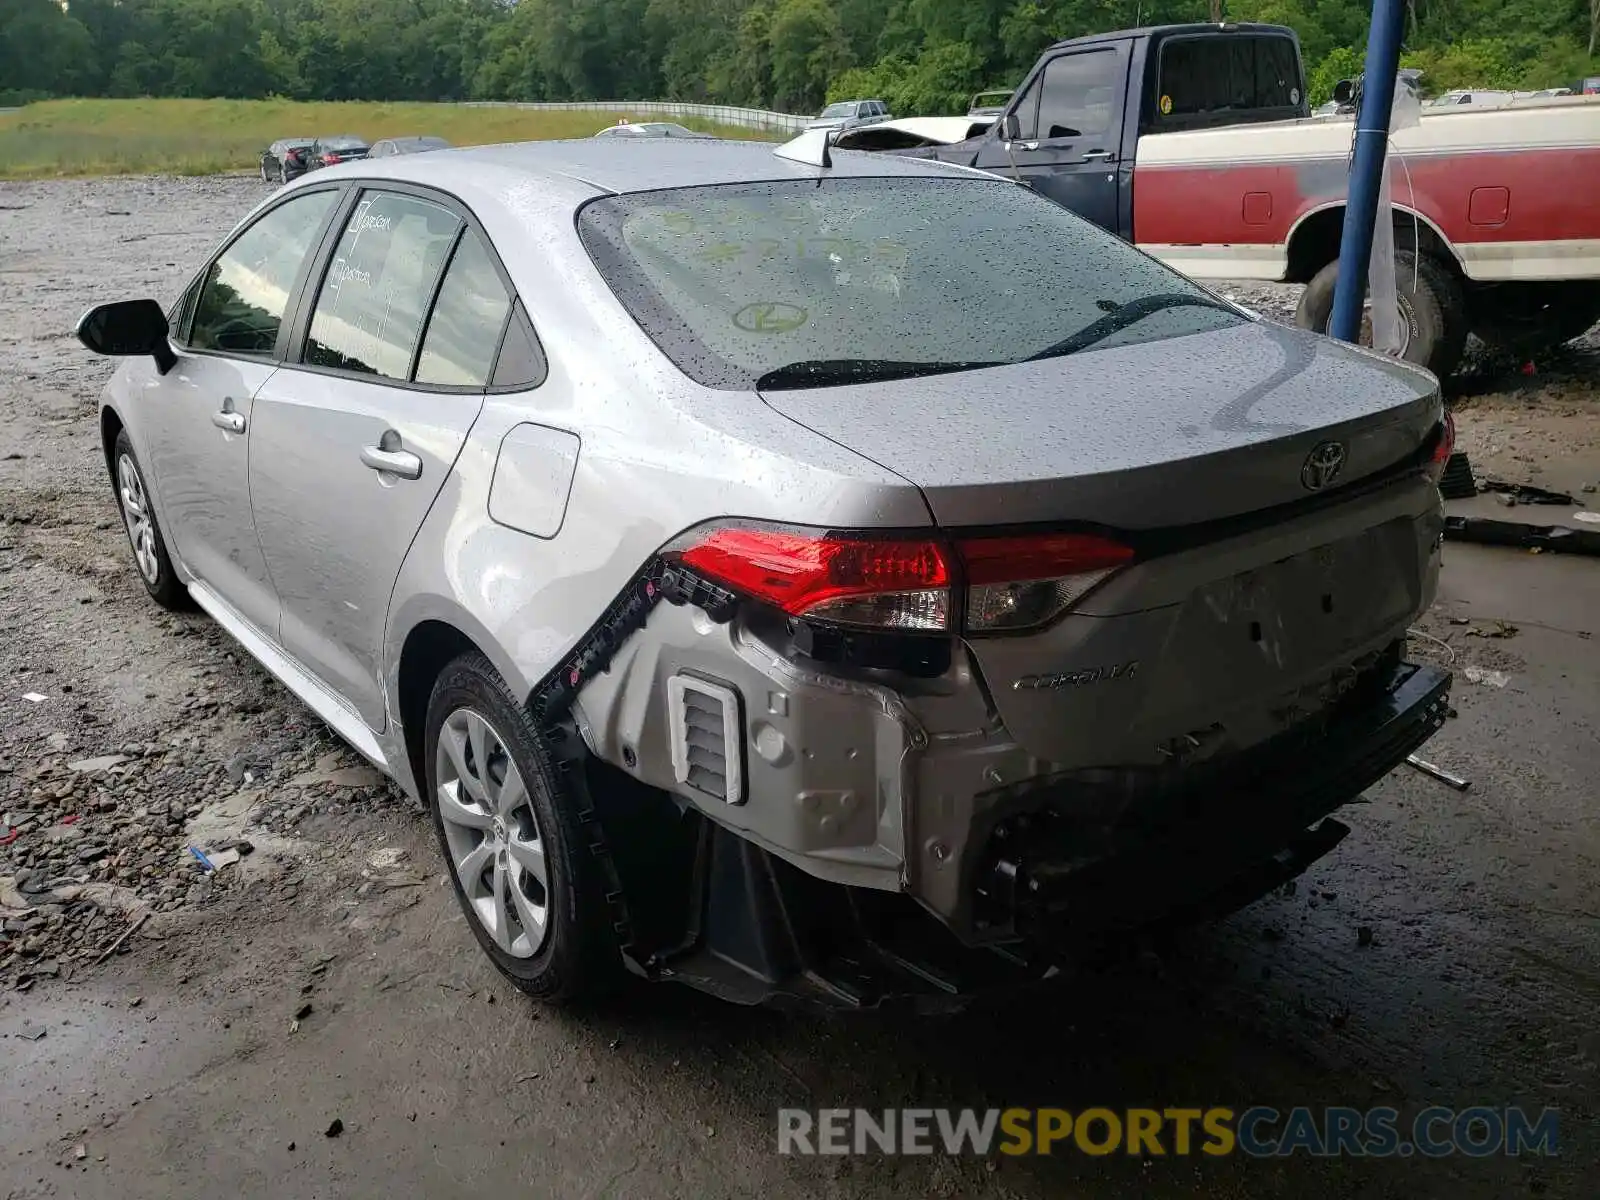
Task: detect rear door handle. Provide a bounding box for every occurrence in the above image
[1082,150,1114,161]
[210,409,245,434]
[360,436,422,480]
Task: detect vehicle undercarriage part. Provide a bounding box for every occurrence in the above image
[1443,514,1600,557]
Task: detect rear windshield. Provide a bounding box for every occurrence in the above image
[819,103,857,118]
[323,136,367,150]
[576,177,1243,389]
[1156,34,1301,122]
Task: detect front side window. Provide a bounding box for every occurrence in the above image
[304,191,461,380]
[189,189,336,355]
[415,229,514,387]
[1035,50,1120,141]
[577,177,1243,390]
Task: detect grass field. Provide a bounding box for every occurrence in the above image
[0,99,776,179]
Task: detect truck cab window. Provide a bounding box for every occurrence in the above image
[1157,35,1299,126]
[1034,50,1119,141]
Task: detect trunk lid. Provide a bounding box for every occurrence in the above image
[761,320,1445,769]
[758,321,1439,530]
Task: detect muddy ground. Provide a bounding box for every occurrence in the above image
[1,176,1597,1199]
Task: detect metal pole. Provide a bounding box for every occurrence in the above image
[1329,0,1408,343]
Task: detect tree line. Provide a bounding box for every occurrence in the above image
[4,0,1598,115]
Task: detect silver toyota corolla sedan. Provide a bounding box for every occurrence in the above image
[78,136,1454,1009]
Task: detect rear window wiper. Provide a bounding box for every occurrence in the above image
[756,358,1002,390]
[1026,293,1239,362]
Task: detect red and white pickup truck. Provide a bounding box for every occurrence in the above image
[886,22,1600,377]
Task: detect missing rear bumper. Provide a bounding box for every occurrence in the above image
[608,661,1450,1010]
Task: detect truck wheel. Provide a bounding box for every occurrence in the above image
[1466,282,1600,355]
[1296,251,1468,378]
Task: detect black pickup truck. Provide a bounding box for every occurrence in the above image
[894,23,1309,241]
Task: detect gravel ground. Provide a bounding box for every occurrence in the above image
[1,176,1598,1199]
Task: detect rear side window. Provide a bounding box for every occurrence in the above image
[189,189,336,355]
[415,230,513,387]
[1156,35,1300,123]
[304,191,461,379]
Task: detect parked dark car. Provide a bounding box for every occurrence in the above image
[260,138,315,184]
[369,136,452,158]
[305,135,371,171]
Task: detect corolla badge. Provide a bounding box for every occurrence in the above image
[1301,440,1347,491]
[1014,661,1140,691]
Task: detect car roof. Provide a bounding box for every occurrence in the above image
[343,137,981,196]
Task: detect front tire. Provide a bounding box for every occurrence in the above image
[111,429,190,611]
[425,652,622,1003]
[1296,251,1468,378]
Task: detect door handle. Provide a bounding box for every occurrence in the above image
[1020,140,1040,152]
[1082,150,1114,161]
[360,440,422,480]
[210,410,246,434]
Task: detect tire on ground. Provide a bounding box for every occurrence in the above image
[111,428,191,611]
[424,651,623,1004]
[1465,281,1600,356]
[1295,250,1468,379]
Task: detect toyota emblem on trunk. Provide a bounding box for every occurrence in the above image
[1301,441,1347,491]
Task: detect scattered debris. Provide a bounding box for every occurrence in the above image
[287,1141,296,1152]
[186,846,215,873]
[1357,926,1374,948]
[1496,492,1517,508]
[128,996,143,1008]
[1465,620,1518,639]
[67,755,129,774]
[91,912,149,966]
[294,1001,313,1021]
[325,1118,344,1139]
[206,848,242,872]
[1406,755,1471,791]
[74,1144,88,1161]
[514,1073,542,1084]
[1478,479,1573,506]
[21,693,48,703]
[17,1021,47,1041]
[1462,665,1511,688]
[367,847,408,871]
[1575,512,1600,525]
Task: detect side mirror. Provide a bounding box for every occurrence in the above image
[76,299,176,374]
[999,113,1022,143]
[1332,79,1355,105]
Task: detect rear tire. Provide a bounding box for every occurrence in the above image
[1296,251,1468,378]
[1465,282,1600,356]
[111,429,190,611]
[424,652,623,1004]
[278,163,288,185]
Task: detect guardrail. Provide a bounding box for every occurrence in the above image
[461,100,811,134]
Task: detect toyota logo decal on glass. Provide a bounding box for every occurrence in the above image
[1301,441,1347,491]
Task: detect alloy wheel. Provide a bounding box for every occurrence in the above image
[435,707,550,958]
[117,454,160,585]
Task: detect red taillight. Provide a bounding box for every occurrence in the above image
[1424,410,1456,484]
[666,525,1133,634]
[674,527,951,631]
